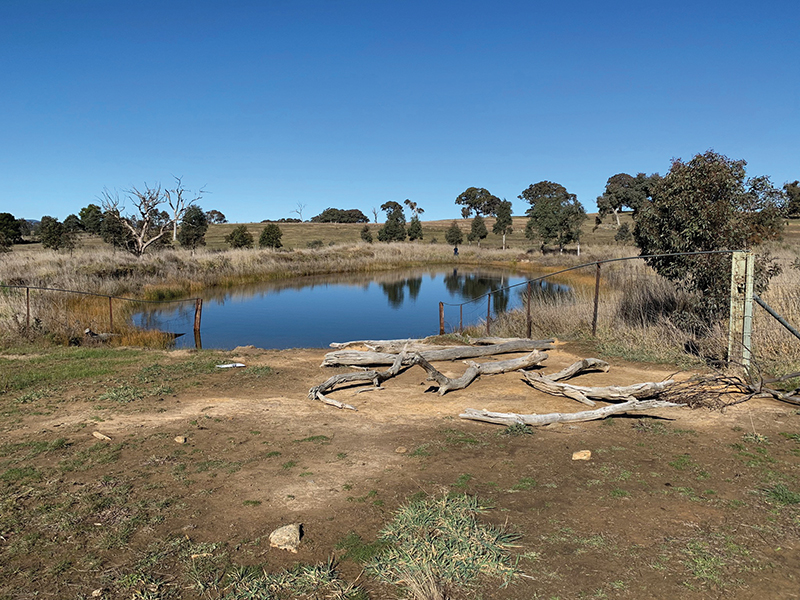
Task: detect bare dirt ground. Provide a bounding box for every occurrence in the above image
[2,342,799,599]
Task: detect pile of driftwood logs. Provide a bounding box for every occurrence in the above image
[308,337,800,427]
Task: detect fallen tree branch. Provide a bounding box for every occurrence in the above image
[411,351,548,395]
[546,358,610,382]
[322,339,554,367]
[523,370,675,407]
[308,352,407,409]
[460,400,682,427]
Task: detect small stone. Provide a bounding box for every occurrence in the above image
[174,436,187,444]
[269,523,302,553]
[395,446,408,454]
[92,431,111,441]
[91,589,103,598]
[572,450,592,461]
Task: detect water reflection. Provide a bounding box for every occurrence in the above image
[132,267,571,350]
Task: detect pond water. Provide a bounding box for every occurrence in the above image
[132,267,569,350]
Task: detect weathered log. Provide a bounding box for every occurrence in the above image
[523,370,675,407]
[459,399,682,427]
[329,338,437,353]
[546,358,610,382]
[309,351,407,408]
[411,351,548,395]
[322,339,555,367]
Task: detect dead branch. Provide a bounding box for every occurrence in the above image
[410,351,548,395]
[460,400,682,427]
[322,339,554,367]
[546,358,610,382]
[523,370,674,407]
[308,352,407,408]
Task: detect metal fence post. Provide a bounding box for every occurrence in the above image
[26,287,30,333]
[108,296,114,332]
[459,305,463,333]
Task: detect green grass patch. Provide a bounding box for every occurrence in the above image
[765,484,800,505]
[367,494,521,595]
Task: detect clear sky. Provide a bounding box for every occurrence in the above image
[1,0,798,223]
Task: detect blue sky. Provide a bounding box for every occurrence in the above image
[2,0,798,223]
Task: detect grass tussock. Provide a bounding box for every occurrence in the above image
[367,494,521,596]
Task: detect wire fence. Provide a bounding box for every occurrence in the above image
[0,284,202,346]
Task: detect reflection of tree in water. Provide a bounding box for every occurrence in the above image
[444,269,511,314]
[379,277,423,309]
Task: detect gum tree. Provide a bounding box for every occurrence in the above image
[520,181,586,252]
[634,150,786,322]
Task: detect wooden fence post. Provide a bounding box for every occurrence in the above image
[486,294,491,336]
[194,298,203,335]
[526,281,532,339]
[26,287,30,333]
[439,302,445,335]
[592,263,601,336]
[108,296,113,332]
[728,251,754,367]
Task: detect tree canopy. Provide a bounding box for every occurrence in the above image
[520,181,586,251]
[633,150,786,322]
[784,181,800,218]
[79,204,104,234]
[0,213,23,247]
[259,223,283,249]
[445,221,463,246]
[596,173,661,226]
[225,225,254,249]
[377,201,407,242]
[467,215,488,247]
[492,200,513,250]
[455,187,501,219]
[177,205,209,251]
[310,208,369,223]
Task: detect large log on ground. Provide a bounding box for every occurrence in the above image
[411,350,548,395]
[322,339,555,367]
[523,370,675,407]
[460,400,682,427]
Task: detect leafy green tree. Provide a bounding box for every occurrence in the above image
[310,208,369,223]
[79,204,104,234]
[377,201,407,242]
[784,181,800,218]
[407,215,423,241]
[0,231,10,253]
[455,187,501,218]
[360,225,373,243]
[634,150,786,322]
[445,221,463,246]
[492,199,513,250]
[100,209,132,251]
[39,216,66,250]
[596,173,660,226]
[259,223,283,249]
[614,222,633,244]
[63,214,83,232]
[467,215,488,247]
[205,209,227,224]
[225,225,254,249]
[0,212,23,246]
[177,205,209,251]
[520,181,586,251]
